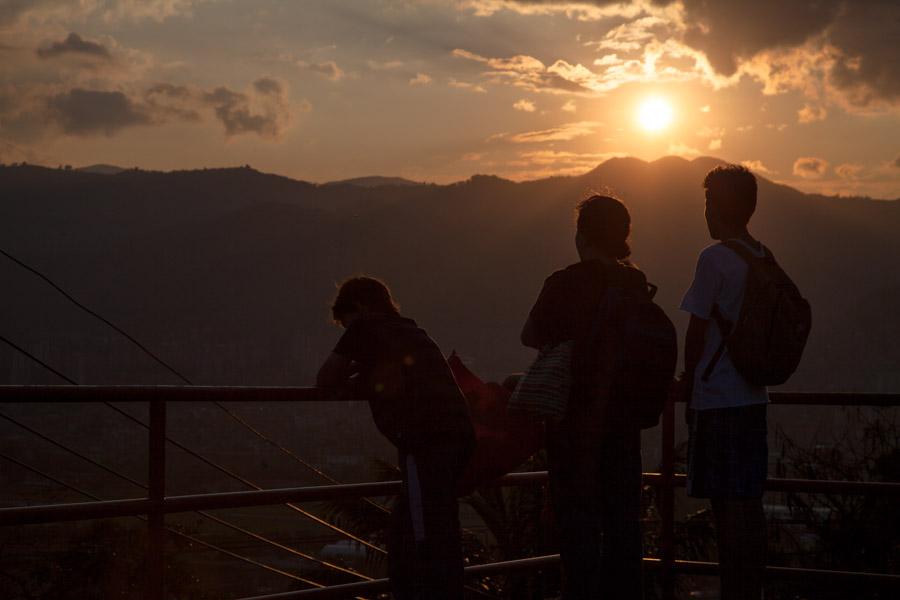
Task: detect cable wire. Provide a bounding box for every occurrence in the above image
[0,411,371,581]
[103,401,387,555]
[0,331,386,557]
[3,245,390,515]
[0,451,324,591]
[0,334,77,384]
[1,247,193,385]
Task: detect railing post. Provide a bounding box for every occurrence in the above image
[660,392,676,600]
[147,397,166,600]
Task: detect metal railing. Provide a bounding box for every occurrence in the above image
[1,386,898,599]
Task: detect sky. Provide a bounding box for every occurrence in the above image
[0,0,898,198]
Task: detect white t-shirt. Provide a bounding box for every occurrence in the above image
[680,240,769,410]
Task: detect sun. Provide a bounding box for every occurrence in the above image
[637,97,674,132]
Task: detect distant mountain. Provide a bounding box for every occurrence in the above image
[0,157,897,393]
[77,164,125,175]
[324,175,425,188]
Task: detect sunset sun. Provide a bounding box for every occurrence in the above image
[637,97,674,132]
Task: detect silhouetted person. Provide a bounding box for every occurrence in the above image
[680,165,768,600]
[521,195,644,599]
[317,277,474,600]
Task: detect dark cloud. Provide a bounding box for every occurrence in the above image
[254,77,283,95]
[47,89,149,135]
[202,78,290,139]
[37,33,111,60]
[672,0,899,107]
[0,0,33,26]
[680,0,840,76]
[894,156,900,169]
[827,1,900,106]
[144,84,203,121]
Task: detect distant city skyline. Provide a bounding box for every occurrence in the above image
[1,0,898,198]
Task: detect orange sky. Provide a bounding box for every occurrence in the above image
[1,1,898,198]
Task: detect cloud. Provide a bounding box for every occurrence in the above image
[409,73,432,85]
[561,100,576,112]
[667,142,701,157]
[36,32,111,60]
[1,0,208,27]
[513,99,536,112]
[46,88,149,135]
[303,60,344,82]
[793,156,829,179]
[202,77,291,139]
[835,163,864,180]
[741,159,776,176]
[448,78,487,93]
[797,103,827,123]
[678,0,841,77]
[367,59,404,70]
[491,120,602,143]
[501,148,626,180]
[895,156,900,169]
[708,139,722,151]
[676,0,900,109]
[7,76,297,140]
[460,0,645,21]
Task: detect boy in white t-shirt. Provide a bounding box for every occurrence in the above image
[680,165,768,600]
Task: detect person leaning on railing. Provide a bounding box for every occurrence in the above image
[317,276,475,600]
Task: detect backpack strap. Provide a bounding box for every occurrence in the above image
[701,304,732,382]
[699,240,757,383]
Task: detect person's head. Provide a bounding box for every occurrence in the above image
[575,194,631,261]
[703,164,757,240]
[331,276,400,327]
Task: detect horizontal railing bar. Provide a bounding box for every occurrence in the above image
[0,497,153,525]
[237,555,899,600]
[653,559,900,584]
[4,471,898,526]
[239,555,563,600]
[1,386,898,406]
[768,392,900,407]
[0,386,324,403]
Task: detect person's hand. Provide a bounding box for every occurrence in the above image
[673,372,694,425]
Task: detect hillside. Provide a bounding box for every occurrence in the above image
[1,158,898,391]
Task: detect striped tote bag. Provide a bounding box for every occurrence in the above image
[508,341,573,421]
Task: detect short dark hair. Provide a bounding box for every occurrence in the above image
[331,277,400,322]
[704,164,757,227]
[576,194,631,260]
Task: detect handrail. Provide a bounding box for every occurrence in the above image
[1,386,898,406]
[1,388,898,599]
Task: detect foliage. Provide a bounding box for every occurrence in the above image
[767,407,900,599]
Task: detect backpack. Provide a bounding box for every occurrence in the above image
[584,267,678,429]
[701,240,812,387]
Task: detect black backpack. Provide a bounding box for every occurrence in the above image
[702,240,812,387]
[586,267,678,429]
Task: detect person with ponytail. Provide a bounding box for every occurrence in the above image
[521,194,646,599]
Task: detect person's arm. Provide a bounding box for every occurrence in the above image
[679,248,721,407]
[520,315,540,349]
[316,352,355,391]
[683,315,709,400]
[521,271,564,349]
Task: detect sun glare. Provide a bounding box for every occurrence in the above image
[637,97,674,132]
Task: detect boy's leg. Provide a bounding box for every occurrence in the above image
[712,498,765,600]
[392,443,470,600]
[693,404,767,600]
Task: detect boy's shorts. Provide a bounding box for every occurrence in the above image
[687,403,768,499]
